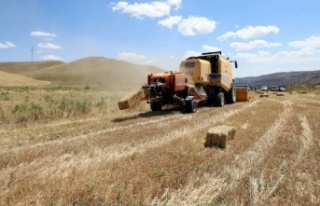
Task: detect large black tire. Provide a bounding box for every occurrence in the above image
[215,92,225,107]
[185,99,197,113]
[150,102,162,111]
[225,86,236,104]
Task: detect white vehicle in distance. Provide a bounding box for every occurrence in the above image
[261,85,268,91]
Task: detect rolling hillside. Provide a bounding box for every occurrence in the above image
[0,71,50,87]
[0,60,65,76]
[0,57,165,90]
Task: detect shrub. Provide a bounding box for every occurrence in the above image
[30,103,43,120]
[76,99,91,113]
[0,92,9,100]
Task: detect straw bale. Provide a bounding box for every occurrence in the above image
[260,94,269,98]
[276,93,285,96]
[204,125,236,149]
[118,89,146,110]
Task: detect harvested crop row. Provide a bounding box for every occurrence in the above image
[0,100,257,205]
[152,99,292,205]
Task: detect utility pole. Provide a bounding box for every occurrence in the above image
[31,46,34,62]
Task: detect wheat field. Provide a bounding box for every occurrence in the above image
[0,87,319,205]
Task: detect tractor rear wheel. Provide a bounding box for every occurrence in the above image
[215,92,225,107]
[225,86,236,104]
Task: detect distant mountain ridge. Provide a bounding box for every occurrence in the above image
[235,70,320,87]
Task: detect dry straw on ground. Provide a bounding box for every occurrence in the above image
[204,125,236,148]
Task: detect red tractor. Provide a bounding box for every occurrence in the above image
[143,71,204,112]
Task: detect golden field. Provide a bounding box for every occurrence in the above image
[1,87,319,205]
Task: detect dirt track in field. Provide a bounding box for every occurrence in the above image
[1,92,320,205]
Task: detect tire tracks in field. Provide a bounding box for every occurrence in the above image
[297,116,314,162]
[0,111,186,155]
[36,101,260,179]
[152,99,293,205]
[0,103,236,155]
[292,115,317,203]
[249,114,315,205]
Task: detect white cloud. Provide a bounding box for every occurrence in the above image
[183,50,201,59]
[112,1,176,18]
[230,40,281,51]
[218,26,280,41]
[183,45,221,59]
[257,50,270,56]
[30,31,56,38]
[158,16,182,28]
[236,48,320,64]
[119,52,146,60]
[118,52,153,64]
[0,41,16,48]
[167,0,181,8]
[178,16,216,36]
[289,35,320,49]
[38,42,62,49]
[158,16,216,36]
[36,50,43,54]
[202,45,221,52]
[43,55,61,60]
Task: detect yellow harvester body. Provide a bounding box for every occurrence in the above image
[180,53,234,92]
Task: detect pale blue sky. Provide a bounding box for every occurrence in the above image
[1,0,320,77]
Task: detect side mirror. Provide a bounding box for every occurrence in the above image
[230,60,238,68]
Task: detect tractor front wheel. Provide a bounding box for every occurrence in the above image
[150,102,162,111]
[185,99,197,113]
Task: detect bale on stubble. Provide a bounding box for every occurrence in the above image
[276,93,285,96]
[118,89,146,110]
[260,94,269,98]
[204,125,236,149]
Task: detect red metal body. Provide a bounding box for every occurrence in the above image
[148,71,186,91]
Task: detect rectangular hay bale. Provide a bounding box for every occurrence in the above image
[204,125,236,149]
[118,89,146,110]
[260,94,269,98]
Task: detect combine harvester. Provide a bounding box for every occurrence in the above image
[118,51,250,113]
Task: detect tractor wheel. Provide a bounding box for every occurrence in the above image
[225,86,236,104]
[185,99,197,113]
[215,92,225,107]
[150,102,162,111]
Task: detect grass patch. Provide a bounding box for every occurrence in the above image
[0,86,123,123]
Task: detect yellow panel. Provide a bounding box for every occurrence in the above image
[180,59,211,84]
[194,59,210,84]
[235,90,250,102]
